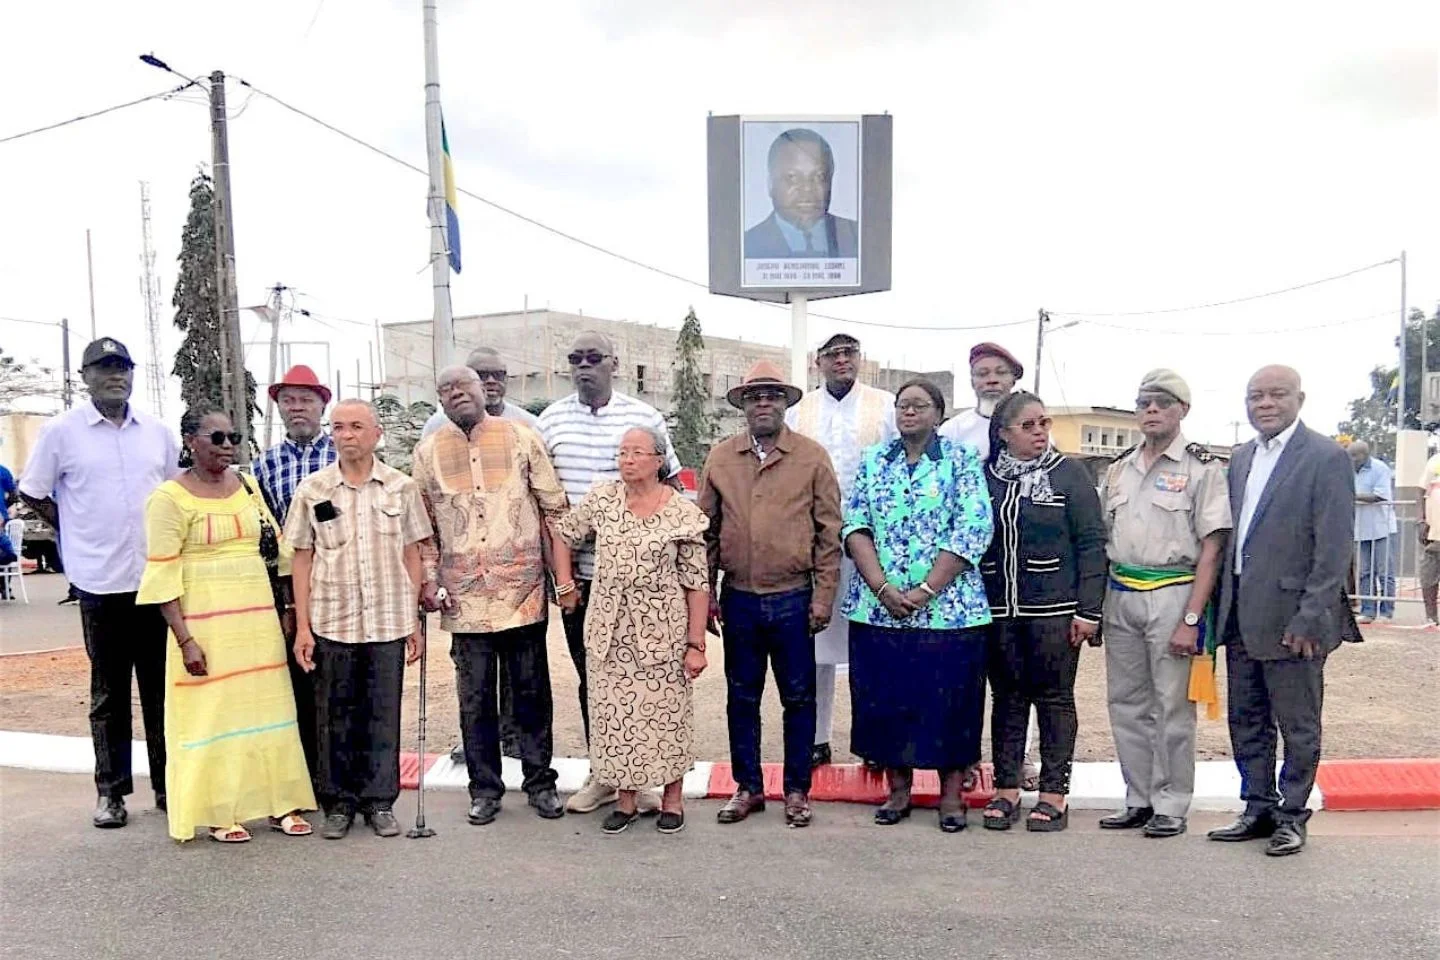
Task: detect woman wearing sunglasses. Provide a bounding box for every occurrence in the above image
[979,392,1106,832]
[136,404,316,843]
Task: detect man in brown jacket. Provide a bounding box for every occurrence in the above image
[699,360,843,828]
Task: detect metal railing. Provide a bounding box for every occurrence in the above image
[1349,499,1425,620]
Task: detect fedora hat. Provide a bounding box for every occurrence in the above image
[267,364,333,405]
[726,359,803,409]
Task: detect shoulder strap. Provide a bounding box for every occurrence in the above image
[1185,442,1216,463]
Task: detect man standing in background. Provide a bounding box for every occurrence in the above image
[421,346,540,438]
[19,338,177,828]
[1346,440,1395,624]
[253,364,336,785]
[785,333,895,768]
[1421,447,1440,628]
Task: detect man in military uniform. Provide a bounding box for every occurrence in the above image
[1098,369,1231,838]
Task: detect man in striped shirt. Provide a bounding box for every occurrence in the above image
[252,364,336,785]
[538,331,681,814]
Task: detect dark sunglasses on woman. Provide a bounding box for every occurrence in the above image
[207,431,244,446]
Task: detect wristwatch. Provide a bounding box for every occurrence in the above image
[1183,611,1200,627]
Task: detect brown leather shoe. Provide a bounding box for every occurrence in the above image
[716,789,765,824]
[784,791,813,828]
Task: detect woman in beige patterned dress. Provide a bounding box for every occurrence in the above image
[554,427,710,835]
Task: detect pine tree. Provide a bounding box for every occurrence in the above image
[170,171,256,421]
[668,307,714,468]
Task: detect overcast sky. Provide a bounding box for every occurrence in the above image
[1,0,1435,446]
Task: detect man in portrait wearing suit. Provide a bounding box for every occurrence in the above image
[744,128,859,260]
[1208,365,1359,857]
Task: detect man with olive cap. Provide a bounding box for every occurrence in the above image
[1097,369,1231,838]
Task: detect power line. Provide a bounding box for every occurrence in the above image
[1049,258,1399,318]
[1077,307,1394,337]
[0,82,196,145]
[236,79,1027,335]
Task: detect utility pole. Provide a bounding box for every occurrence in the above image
[60,318,73,409]
[1033,308,1049,396]
[210,70,251,463]
[261,283,288,448]
[1397,250,1408,431]
[85,230,97,341]
[422,0,456,377]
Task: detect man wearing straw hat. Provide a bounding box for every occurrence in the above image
[699,360,842,829]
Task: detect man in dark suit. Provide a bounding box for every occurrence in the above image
[744,128,858,260]
[1208,365,1358,856]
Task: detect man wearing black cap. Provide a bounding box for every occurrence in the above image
[785,333,896,767]
[19,338,178,828]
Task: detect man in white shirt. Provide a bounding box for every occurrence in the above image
[785,333,896,767]
[19,338,178,829]
[1419,450,1440,627]
[938,341,1024,458]
[538,331,681,814]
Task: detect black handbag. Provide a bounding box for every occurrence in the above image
[239,473,285,609]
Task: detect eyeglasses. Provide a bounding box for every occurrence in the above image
[895,400,935,413]
[742,389,788,404]
[567,351,612,366]
[819,346,859,360]
[1135,394,1178,411]
[473,369,508,382]
[617,448,661,460]
[206,430,244,446]
[1009,417,1052,432]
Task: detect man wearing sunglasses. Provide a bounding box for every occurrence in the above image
[19,337,178,828]
[538,331,682,815]
[421,346,539,439]
[1097,369,1231,839]
[784,332,896,769]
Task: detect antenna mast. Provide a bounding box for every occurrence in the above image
[139,181,165,417]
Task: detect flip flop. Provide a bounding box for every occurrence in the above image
[209,825,252,843]
[269,814,313,836]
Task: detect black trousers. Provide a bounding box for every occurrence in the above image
[1225,630,1325,825]
[452,621,558,800]
[314,636,405,814]
[559,579,593,745]
[78,589,167,800]
[283,629,319,786]
[987,616,1080,794]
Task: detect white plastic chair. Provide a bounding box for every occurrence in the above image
[1,517,27,603]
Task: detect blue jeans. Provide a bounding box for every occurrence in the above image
[721,586,816,796]
[1357,537,1396,618]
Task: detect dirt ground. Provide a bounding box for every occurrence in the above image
[2,613,1437,762]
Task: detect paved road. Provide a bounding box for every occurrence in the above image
[2,770,1437,960]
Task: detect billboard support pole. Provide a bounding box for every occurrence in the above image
[790,294,808,390]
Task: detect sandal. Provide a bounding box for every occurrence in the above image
[208,825,252,843]
[982,797,1022,831]
[269,813,313,836]
[1025,800,1069,832]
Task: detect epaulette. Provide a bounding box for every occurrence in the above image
[1185,442,1216,463]
[1101,444,1138,488]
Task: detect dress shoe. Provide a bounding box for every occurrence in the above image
[154,793,167,812]
[365,808,401,837]
[716,789,765,824]
[1266,822,1307,857]
[1207,813,1277,842]
[320,812,353,839]
[1142,814,1187,838]
[810,742,833,767]
[467,798,502,826]
[784,791,813,828]
[93,796,127,829]
[565,776,618,814]
[1098,806,1154,830]
[528,789,565,820]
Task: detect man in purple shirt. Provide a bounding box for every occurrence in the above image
[19,338,178,829]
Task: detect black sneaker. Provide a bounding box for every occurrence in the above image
[321,811,353,839]
[601,810,639,835]
[366,808,401,837]
[656,811,686,835]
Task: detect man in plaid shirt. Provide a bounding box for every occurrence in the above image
[253,364,335,785]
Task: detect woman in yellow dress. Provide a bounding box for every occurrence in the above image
[137,404,316,842]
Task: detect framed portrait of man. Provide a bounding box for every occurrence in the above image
[740,117,862,289]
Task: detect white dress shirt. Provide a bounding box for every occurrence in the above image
[784,383,897,502]
[1234,418,1301,574]
[19,401,178,593]
[938,407,992,460]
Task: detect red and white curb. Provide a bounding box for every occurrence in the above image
[3,730,1436,811]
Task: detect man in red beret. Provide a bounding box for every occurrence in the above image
[253,364,336,787]
[939,342,1024,459]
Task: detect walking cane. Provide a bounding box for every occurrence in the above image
[407,596,438,839]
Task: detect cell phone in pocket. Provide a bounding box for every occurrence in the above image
[314,500,339,523]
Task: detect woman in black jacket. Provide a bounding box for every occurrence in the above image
[979,391,1106,832]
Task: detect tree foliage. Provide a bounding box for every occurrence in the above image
[0,348,64,413]
[1337,307,1437,462]
[667,307,716,469]
[170,171,256,423]
[374,394,435,473]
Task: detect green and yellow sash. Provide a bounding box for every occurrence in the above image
[1109,563,1220,720]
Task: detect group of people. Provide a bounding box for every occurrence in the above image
[16,327,1358,855]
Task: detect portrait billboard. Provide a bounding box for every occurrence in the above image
[708,114,891,303]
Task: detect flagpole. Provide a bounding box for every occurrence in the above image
[423,0,455,377]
